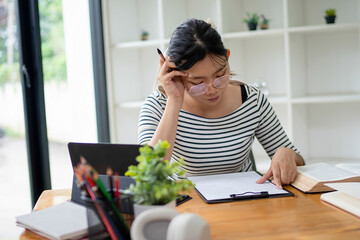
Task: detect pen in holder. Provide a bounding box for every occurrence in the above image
[81,192,134,240]
[73,157,134,240]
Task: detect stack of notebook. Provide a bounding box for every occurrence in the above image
[16,201,104,240]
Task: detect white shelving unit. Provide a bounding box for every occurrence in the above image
[102,0,360,172]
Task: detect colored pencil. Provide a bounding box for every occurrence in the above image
[93,171,130,239]
[107,168,115,200]
[83,182,120,240]
[78,157,130,239]
[74,166,121,240]
[114,172,120,210]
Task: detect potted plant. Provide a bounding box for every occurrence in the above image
[260,14,270,30]
[125,140,193,216]
[243,12,260,31]
[141,30,149,40]
[324,8,336,24]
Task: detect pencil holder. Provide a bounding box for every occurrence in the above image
[81,193,134,240]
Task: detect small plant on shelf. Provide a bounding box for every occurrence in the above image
[324,8,336,24]
[141,30,149,41]
[243,12,260,31]
[260,14,270,30]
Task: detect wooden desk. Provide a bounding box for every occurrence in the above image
[20,187,360,240]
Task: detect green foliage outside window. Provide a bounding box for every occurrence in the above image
[39,0,67,83]
[0,0,67,88]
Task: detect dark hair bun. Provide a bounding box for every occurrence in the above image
[167,19,227,70]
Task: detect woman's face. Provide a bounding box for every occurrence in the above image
[182,54,230,105]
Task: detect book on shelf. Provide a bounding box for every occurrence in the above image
[320,182,360,218]
[291,163,360,193]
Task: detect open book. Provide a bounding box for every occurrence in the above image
[291,163,360,193]
[320,182,360,218]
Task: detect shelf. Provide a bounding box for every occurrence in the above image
[113,39,161,49]
[291,94,360,104]
[117,95,288,110]
[288,23,359,34]
[116,93,360,109]
[112,23,360,49]
[104,0,360,158]
[222,29,284,40]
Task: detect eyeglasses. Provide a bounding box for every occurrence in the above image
[188,74,232,96]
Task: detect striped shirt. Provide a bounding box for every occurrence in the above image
[138,83,299,178]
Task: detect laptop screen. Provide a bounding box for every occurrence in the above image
[68,142,141,204]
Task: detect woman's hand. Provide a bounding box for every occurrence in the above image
[158,56,188,102]
[256,147,299,189]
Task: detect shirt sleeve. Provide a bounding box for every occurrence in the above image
[138,91,165,145]
[254,87,300,158]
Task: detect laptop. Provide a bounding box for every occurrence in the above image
[68,142,141,205]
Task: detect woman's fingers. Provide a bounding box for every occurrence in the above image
[159,58,187,83]
[256,165,282,189]
[272,165,283,189]
[159,57,177,72]
[280,165,290,185]
[159,56,165,67]
[256,168,272,184]
[167,70,188,78]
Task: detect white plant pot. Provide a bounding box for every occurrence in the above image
[134,200,176,218]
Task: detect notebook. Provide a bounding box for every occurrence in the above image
[16,201,104,240]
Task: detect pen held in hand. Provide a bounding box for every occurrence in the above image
[157,48,165,61]
[157,48,181,73]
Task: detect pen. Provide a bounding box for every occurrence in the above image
[74,164,120,240]
[157,48,180,72]
[79,157,130,239]
[157,48,165,61]
[93,171,130,239]
[83,180,121,240]
[230,191,269,200]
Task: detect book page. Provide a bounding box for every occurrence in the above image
[297,163,359,182]
[335,163,360,175]
[325,182,360,199]
[320,191,360,218]
[188,171,288,201]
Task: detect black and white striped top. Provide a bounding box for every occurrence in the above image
[138,84,299,178]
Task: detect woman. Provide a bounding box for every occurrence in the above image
[138,19,304,188]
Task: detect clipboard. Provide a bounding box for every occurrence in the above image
[188,171,294,203]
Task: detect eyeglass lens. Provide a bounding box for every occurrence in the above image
[189,75,231,96]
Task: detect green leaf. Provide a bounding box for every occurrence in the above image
[124,140,193,205]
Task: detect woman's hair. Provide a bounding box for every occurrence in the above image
[167,18,228,70]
